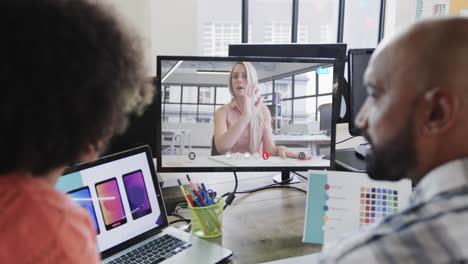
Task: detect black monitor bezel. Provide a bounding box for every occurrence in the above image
[348,48,374,136]
[156,55,342,173]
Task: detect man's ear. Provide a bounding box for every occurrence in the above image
[420,87,461,135]
[79,144,99,163]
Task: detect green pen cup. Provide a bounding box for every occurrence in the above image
[190,197,223,238]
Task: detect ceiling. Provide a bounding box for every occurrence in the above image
[160,59,331,86]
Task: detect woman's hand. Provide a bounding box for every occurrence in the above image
[277,146,312,160]
[238,82,261,122]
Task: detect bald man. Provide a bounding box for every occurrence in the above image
[318,17,468,263]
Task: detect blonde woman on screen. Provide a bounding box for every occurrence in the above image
[214,62,304,159]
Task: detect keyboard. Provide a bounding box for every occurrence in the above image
[107,234,192,264]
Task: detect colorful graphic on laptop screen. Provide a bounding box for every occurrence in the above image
[95,178,128,230]
[68,186,100,234]
[122,170,152,220]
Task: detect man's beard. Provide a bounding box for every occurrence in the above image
[362,116,418,182]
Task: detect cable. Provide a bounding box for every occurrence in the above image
[223,170,238,210]
[221,172,306,209]
[173,203,188,214]
[168,218,191,225]
[221,182,305,196]
[336,136,356,145]
[292,171,308,181]
[168,212,186,219]
[234,185,306,194]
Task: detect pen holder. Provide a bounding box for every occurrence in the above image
[190,198,223,238]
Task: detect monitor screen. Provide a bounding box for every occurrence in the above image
[156,56,340,172]
[348,49,374,136]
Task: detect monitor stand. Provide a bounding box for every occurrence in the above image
[272,171,300,184]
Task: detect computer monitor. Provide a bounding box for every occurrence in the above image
[156,56,341,182]
[228,43,349,123]
[348,49,374,136]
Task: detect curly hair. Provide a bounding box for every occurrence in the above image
[0,0,153,175]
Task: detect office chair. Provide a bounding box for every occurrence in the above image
[211,136,221,156]
[318,103,332,135]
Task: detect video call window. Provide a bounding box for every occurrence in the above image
[159,58,336,169]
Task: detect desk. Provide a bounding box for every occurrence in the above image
[161,128,192,155]
[162,171,322,263]
[162,155,225,167]
[161,155,330,168]
[274,134,330,156]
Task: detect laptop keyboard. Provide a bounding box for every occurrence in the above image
[107,234,192,264]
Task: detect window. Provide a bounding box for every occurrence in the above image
[216,87,231,105]
[258,81,273,103]
[318,66,334,94]
[181,104,197,123]
[202,22,242,56]
[275,77,293,99]
[264,22,291,43]
[166,85,181,103]
[249,0,293,43]
[293,97,317,124]
[294,71,316,97]
[163,84,231,123]
[182,86,198,103]
[343,0,381,49]
[281,99,293,124]
[164,104,181,123]
[198,105,215,123]
[197,0,242,56]
[298,0,340,44]
[199,87,215,104]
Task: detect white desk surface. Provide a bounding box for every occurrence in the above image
[208,155,330,167]
[274,134,330,143]
[161,155,223,167]
[161,128,191,133]
[161,154,330,168]
[259,253,319,264]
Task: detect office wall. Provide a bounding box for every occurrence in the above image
[151,1,198,75]
[450,0,468,15]
[100,0,152,75]
[384,0,416,40]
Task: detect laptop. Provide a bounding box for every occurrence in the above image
[56,145,232,263]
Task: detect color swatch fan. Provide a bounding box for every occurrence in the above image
[303,170,412,244]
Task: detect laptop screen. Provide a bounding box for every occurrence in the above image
[56,147,165,253]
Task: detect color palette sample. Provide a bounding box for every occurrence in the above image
[303,170,412,245]
[359,187,399,226]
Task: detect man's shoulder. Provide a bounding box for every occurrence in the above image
[320,195,468,263]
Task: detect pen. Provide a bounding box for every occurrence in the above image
[195,190,206,207]
[177,179,187,196]
[201,183,208,193]
[186,193,195,207]
[178,179,194,207]
[186,174,197,193]
[188,189,203,207]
